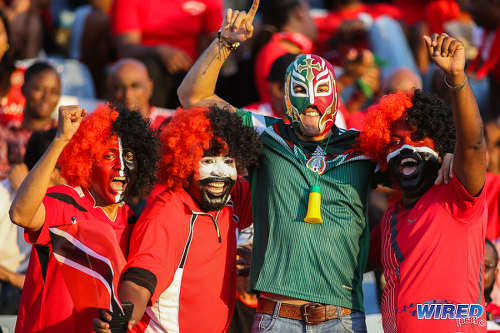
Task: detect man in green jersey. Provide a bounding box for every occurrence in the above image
[177,1,448,331]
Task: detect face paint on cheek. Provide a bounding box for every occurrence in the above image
[114,138,126,203]
[89,136,128,206]
[196,156,237,211]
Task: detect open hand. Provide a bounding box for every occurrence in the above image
[219,0,259,44]
[56,105,87,143]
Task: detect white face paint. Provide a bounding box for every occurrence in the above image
[198,156,237,181]
[114,137,126,203]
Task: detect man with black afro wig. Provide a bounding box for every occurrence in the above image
[360,33,487,332]
[94,106,262,333]
[10,103,160,333]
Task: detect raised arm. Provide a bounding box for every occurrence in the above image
[424,33,486,196]
[177,0,260,110]
[9,105,86,231]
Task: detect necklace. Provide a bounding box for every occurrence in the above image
[297,134,332,224]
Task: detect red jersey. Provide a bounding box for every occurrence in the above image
[314,3,402,59]
[111,0,223,61]
[16,185,133,333]
[124,180,252,333]
[0,68,25,128]
[486,172,500,242]
[254,32,313,102]
[374,176,487,332]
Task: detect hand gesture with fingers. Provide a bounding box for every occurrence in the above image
[220,0,259,45]
[56,105,87,143]
[423,33,465,79]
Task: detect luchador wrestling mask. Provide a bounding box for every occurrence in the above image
[194,156,237,212]
[386,119,439,198]
[284,54,338,136]
[90,135,137,205]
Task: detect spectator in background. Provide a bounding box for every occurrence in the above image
[9,0,61,59]
[0,10,25,129]
[111,0,223,108]
[253,0,317,103]
[0,61,60,180]
[485,238,500,319]
[0,127,62,315]
[106,58,172,130]
[463,0,500,119]
[70,0,115,98]
[245,53,296,120]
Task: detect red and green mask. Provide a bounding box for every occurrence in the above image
[284,54,338,135]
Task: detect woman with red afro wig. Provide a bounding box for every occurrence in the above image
[10,104,160,333]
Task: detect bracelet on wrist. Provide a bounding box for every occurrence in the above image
[443,75,467,91]
[217,30,240,51]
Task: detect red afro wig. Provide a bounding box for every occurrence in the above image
[58,104,119,188]
[158,107,215,191]
[358,91,414,169]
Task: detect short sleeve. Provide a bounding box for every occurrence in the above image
[231,178,252,230]
[122,198,182,304]
[443,175,486,223]
[25,186,74,245]
[202,0,223,34]
[111,0,141,36]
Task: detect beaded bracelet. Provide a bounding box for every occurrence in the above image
[217,30,240,51]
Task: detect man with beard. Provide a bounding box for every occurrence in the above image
[93,106,262,333]
[361,33,487,332]
[9,104,159,333]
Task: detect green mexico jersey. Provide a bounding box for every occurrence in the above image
[237,109,376,311]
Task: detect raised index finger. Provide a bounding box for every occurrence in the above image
[247,0,260,20]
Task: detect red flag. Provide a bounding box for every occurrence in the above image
[49,219,126,315]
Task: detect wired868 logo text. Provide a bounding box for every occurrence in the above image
[417,303,486,328]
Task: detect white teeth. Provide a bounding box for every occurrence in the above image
[113,176,126,182]
[208,182,225,188]
[401,158,417,164]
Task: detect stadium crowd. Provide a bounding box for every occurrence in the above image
[0,0,500,332]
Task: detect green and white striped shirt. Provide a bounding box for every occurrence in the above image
[238,109,376,311]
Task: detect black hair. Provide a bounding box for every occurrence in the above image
[24,127,57,170]
[251,0,300,58]
[0,10,15,97]
[267,53,297,83]
[205,106,262,173]
[406,89,456,157]
[112,106,160,199]
[24,61,58,84]
[486,238,499,267]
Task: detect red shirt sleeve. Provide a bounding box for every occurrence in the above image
[232,178,252,230]
[124,195,184,304]
[202,0,223,34]
[25,186,77,245]
[111,0,141,36]
[443,175,487,223]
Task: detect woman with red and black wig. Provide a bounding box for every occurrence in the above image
[10,104,160,333]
